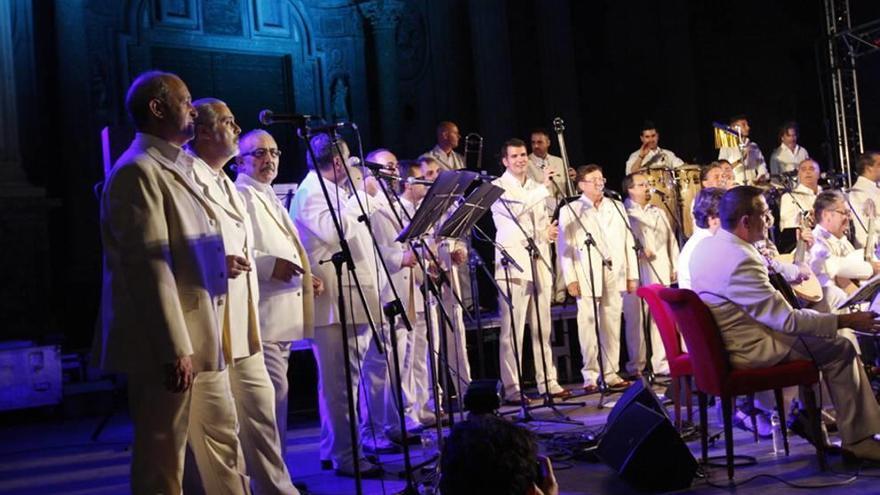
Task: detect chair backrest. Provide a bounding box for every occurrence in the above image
[636,284,685,361]
[658,287,730,396]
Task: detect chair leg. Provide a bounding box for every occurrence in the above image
[774,388,790,456]
[800,384,829,471]
[685,376,693,424]
[672,375,681,429]
[698,391,708,464]
[721,394,735,480]
[747,395,759,444]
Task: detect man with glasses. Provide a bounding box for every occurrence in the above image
[491,138,569,404]
[622,172,677,378]
[689,186,880,463]
[557,165,638,393]
[234,129,324,491]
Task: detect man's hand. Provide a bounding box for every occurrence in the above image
[226,255,252,279]
[639,248,656,261]
[795,262,812,283]
[401,249,418,269]
[839,311,880,333]
[271,258,304,282]
[543,169,557,190]
[626,279,638,293]
[567,282,580,298]
[535,455,559,495]
[567,167,577,181]
[451,248,467,266]
[797,227,815,249]
[164,355,193,393]
[547,220,559,242]
[312,275,324,296]
[872,261,880,276]
[364,175,380,196]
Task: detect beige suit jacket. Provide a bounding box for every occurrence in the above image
[688,228,838,369]
[235,174,315,342]
[93,133,228,374]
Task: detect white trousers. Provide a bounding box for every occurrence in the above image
[622,292,669,375]
[229,352,299,495]
[128,367,250,495]
[261,342,293,459]
[574,269,625,387]
[400,313,431,425]
[497,275,562,399]
[359,322,405,441]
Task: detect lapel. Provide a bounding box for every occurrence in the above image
[192,161,244,222]
[146,147,217,216]
[252,184,297,238]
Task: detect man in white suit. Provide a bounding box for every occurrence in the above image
[492,138,569,403]
[718,115,768,185]
[622,172,678,377]
[688,186,880,462]
[189,101,298,495]
[235,129,322,451]
[847,151,880,250]
[93,72,250,494]
[290,133,386,477]
[558,165,638,392]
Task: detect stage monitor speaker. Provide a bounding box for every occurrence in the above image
[597,379,697,492]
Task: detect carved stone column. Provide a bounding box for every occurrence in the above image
[361,0,404,148]
[0,0,24,188]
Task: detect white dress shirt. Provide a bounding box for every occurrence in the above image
[847,175,880,249]
[719,140,768,185]
[779,184,819,230]
[769,144,809,176]
[625,147,685,174]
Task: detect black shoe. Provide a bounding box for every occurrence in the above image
[788,412,841,454]
[320,459,333,470]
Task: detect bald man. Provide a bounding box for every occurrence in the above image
[93,71,249,494]
[422,121,465,171]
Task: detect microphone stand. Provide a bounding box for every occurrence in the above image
[324,137,421,495]
[496,185,582,423]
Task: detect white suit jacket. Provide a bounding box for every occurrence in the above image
[625,199,679,286]
[847,176,880,249]
[290,171,383,327]
[370,195,425,316]
[491,171,553,282]
[94,133,227,374]
[677,227,712,290]
[689,228,838,369]
[557,195,638,295]
[235,173,315,343]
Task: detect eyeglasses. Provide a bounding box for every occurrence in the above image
[242,148,282,158]
[831,208,851,217]
[580,177,607,185]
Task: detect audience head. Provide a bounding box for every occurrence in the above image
[440,415,547,495]
[125,70,196,146]
[235,129,280,185]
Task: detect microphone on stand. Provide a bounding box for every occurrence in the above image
[649,187,666,199]
[473,171,499,182]
[258,110,312,126]
[348,157,400,179]
[406,177,434,186]
[603,189,623,200]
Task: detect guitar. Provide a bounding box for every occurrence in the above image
[775,211,822,302]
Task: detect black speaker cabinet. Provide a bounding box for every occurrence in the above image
[597,378,698,492]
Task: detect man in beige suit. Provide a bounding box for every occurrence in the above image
[93,72,250,494]
[188,100,303,495]
[235,129,323,455]
[689,186,880,462]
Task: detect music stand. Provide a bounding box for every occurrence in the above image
[838,273,880,311]
[397,170,477,244]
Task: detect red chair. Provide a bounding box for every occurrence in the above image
[657,287,827,480]
[636,284,693,429]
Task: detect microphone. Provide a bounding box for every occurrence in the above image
[473,171,499,181]
[406,177,434,186]
[603,189,622,200]
[649,187,666,198]
[821,172,847,180]
[258,110,312,126]
[306,122,349,134]
[348,157,399,179]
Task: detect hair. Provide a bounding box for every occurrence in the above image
[576,164,602,182]
[530,128,551,140]
[418,155,438,168]
[366,148,393,163]
[306,133,346,172]
[693,187,725,228]
[855,151,880,176]
[501,138,527,158]
[125,70,177,130]
[778,121,799,140]
[640,120,657,134]
[700,162,723,183]
[397,159,422,193]
[238,129,273,155]
[440,415,539,495]
[622,172,643,193]
[813,190,845,222]
[729,114,748,126]
[798,158,819,173]
[719,185,764,230]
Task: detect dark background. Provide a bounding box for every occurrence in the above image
[4,0,880,351]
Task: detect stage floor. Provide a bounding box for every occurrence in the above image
[1,383,879,495]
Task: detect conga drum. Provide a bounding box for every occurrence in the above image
[676,165,702,238]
